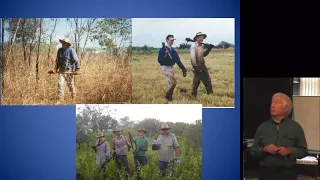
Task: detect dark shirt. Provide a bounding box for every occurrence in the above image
[56,47,80,72]
[250,117,308,169]
[157,47,187,72]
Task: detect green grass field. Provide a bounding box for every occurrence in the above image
[132,48,235,107]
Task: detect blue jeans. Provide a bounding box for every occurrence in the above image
[158,160,174,177]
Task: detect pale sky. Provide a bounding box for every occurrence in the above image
[3,18,98,48]
[132,18,235,47]
[54,18,98,48]
[76,104,202,124]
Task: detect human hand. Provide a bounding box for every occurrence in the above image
[164,48,169,57]
[263,144,279,154]
[183,71,187,77]
[277,147,292,156]
[176,157,182,165]
[208,44,214,50]
[74,69,80,75]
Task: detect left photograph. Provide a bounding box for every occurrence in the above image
[0,18,132,105]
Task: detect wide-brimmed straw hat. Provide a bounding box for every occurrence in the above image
[59,38,71,45]
[159,123,171,130]
[193,32,207,41]
[96,132,105,138]
[113,126,122,133]
[137,127,147,133]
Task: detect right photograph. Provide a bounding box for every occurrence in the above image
[131,18,235,107]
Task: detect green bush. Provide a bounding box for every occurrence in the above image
[76,137,202,180]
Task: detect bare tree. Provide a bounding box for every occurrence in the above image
[1,18,4,55]
[67,18,92,55]
[1,18,4,105]
[6,18,21,67]
[74,18,79,54]
[28,19,39,67]
[21,19,28,63]
[36,18,43,84]
[81,18,97,58]
[47,18,58,67]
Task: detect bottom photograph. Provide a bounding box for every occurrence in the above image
[76,104,202,180]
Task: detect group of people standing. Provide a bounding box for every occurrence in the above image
[93,123,181,179]
[158,32,215,102]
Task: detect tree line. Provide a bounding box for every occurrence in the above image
[2,18,131,60]
[132,40,234,52]
[76,105,202,150]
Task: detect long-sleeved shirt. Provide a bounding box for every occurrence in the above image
[190,42,211,69]
[56,47,80,72]
[95,139,110,166]
[250,117,308,169]
[158,46,187,72]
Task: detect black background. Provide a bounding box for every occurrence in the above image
[242,78,293,138]
[240,0,317,178]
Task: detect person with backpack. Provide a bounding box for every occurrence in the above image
[93,132,111,175]
[111,126,131,177]
[134,127,149,180]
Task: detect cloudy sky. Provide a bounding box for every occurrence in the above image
[132,18,235,47]
[76,104,202,124]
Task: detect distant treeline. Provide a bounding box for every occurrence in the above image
[76,105,202,150]
[132,41,234,52]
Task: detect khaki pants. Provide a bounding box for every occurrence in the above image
[161,66,177,96]
[58,73,75,100]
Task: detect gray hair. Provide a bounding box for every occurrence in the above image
[272,92,293,116]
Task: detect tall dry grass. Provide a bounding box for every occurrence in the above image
[132,48,234,107]
[2,48,132,105]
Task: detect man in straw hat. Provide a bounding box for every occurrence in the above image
[55,38,81,104]
[250,92,308,180]
[189,32,214,97]
[111,126,131,177]
[152,123,181,178]
[134,127,149,180]
[93,132,111,175]
[158,35,187,102]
